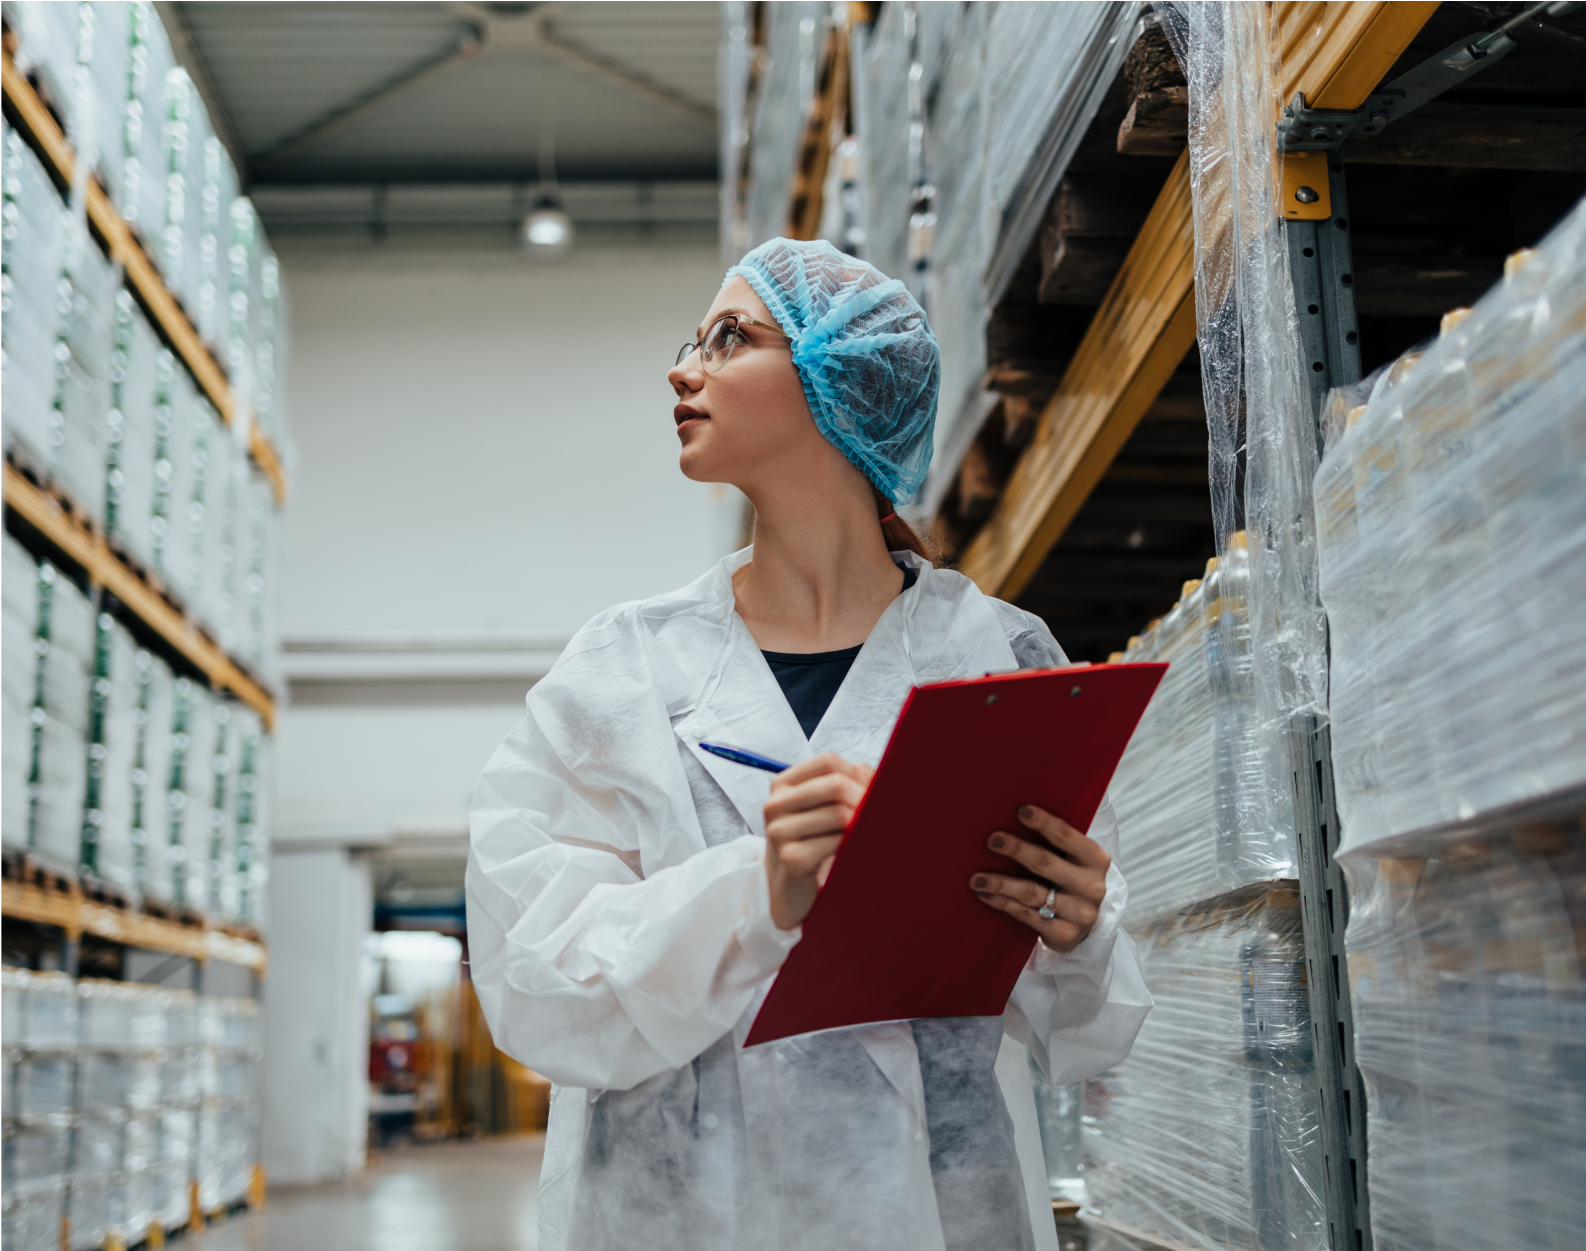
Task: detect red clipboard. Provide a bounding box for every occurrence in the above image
[744,662,1167,1047]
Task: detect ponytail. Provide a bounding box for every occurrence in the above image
[874,485,936,565]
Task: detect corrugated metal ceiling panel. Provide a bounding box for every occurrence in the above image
[175,0,721,183]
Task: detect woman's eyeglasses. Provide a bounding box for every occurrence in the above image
[675,313,790,374]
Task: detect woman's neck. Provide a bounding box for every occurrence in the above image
[733,475,905,653]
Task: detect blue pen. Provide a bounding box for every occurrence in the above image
[699,742,792,774]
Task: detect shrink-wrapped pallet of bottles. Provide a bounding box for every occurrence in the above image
[1077,541,1325,1251]
[1109,536,1298,924]
[2,0,291,594]
[1,970,264,1250]
[1313,198,1586,1250]
[0,535,271,919]
[1315,202,1586,843]
[1082,889,1324,1251]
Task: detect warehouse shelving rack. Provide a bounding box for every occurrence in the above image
[1,51,288,502]
[2,48,274,977]
[753,10,1439,1248]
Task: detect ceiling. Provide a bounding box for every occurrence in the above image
[167,1,722,187]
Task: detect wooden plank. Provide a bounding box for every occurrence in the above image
[2,53,288,504]
[959,151,1197,599]
[1,879,83,935]
[957,2,1438,599]
[1340,104,1586,172]
[4,465,276,729]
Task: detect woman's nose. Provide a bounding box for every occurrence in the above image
[668,356,703,395]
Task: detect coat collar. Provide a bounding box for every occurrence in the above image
[669,548,1018,836]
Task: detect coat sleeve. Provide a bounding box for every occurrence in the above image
[465,619,799,1093]
[986,599,1154,1083]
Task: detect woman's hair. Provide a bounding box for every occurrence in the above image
[873,484,935,564]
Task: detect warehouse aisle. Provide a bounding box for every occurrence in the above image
[192,1136,545,1251]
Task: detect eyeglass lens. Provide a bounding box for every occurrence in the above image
[675,317,741,373]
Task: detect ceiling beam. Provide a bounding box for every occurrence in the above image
[956,0,1439,601]
[249,24,484,176]
[448,2,717,131]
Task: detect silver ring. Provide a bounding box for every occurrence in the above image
[1038,888,1058,920]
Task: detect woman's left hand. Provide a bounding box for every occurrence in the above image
[970,804,1111,953]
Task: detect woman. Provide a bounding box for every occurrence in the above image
[467,239,1151,1251]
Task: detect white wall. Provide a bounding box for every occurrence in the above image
[279,241,738,641]
[261,847,372,1184]
[263,238,738,1176]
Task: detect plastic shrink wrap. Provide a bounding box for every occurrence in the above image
[4,4,83,140]
[3,122,69,470]
[1084,889,1325,1251]
[106,289,159,568]
[979,2,1139,307]
[847,4,912,295]
[2,533,41,848]
[198,997,262,1209]
[1312,197,1586,1251]
[205,698,239,920]
[1160,0,1326,733]
[918,2,991,499]
[82,611,139,894]
[1316,199,1586,848]
[233,707,270,930]
[158,989,201,1228]
[74,980,163,1247]
[133,647,174,902]
[165,677,216,910]
[1110,537,1298,924]
[150,347,200,604]
[159,67,207,315]
[121,0,175,269]
[1339,803,1586,1251]
[50,221,117,522]
[32,562,93,874]
[74,2,131,211]
[254,240,292,465]
[739,2,826,252]
[2,969,77,1251]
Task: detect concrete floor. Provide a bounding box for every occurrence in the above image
[187,1136,545,1251]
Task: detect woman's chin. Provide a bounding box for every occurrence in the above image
[677,441,718,483]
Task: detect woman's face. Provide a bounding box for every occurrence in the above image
[668,276,831,491]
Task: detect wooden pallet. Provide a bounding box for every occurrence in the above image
[1,851,267,974]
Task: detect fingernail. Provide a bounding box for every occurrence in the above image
[988,833,1006,851]
[1018,805,1036,822]
[971,876,989,891]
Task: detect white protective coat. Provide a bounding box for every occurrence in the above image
[467,548,1153,1251]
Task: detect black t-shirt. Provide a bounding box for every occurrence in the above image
[763,565,919,738]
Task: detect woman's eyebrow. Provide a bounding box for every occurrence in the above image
[696,308,752,338]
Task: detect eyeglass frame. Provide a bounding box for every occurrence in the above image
[675,312,792,374]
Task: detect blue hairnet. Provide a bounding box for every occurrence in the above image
[726,238,940,504]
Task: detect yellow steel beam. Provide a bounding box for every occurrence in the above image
[3,465,276,729]
[957,1,1436,600]
[2,53,288,504]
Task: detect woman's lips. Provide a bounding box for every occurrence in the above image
[674,406,708,427]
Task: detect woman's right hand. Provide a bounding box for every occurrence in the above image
[764,753,873,930]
